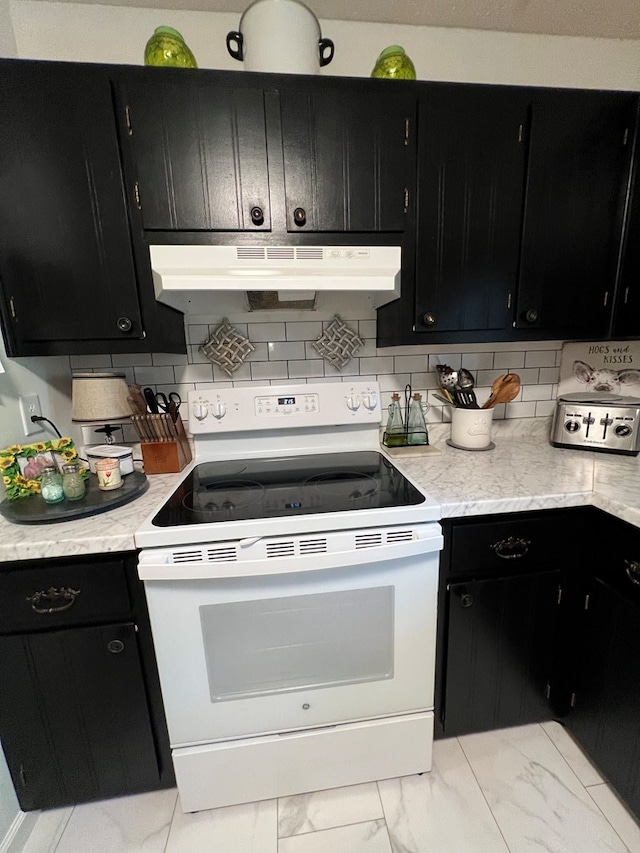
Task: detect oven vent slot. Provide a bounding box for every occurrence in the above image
[237,247,265,259]
[299,538,328,554]
[355,533,384,549]
[266,542,296,558]
[295,247,324,259]
[386,529,414,543]
[266,247,295,260]
[172,549,205,563]
[205,546,239,562]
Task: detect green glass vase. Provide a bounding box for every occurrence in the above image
[371,45,416,80]
[144,26,198,68]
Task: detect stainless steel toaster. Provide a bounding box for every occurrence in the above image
[551,393,640,455]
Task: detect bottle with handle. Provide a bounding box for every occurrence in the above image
[385,393,406,446]
[407,393,429,445]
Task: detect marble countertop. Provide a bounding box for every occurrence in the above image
[1,418,639,563]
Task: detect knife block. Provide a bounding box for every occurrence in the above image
[141,420,192,474]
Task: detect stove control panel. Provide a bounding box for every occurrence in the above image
[188,382,381,433]
[551,396,640,455]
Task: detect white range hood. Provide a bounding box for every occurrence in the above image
[149,244,401,314]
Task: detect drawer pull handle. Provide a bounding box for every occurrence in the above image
[490,537,531,559]
[26,586,81,614]
[107,639,125,654]
[460,594,473,608]
[625,560,640,585]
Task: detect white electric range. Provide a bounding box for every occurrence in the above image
[135,381,443,812]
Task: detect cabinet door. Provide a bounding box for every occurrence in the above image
[0,623,159,810]
[279,83,414,233]
[443,571,561,737]
[613,126,640,338]
[414,85,527,334]
[0,61,143,353]
[515,90,635,337]
[119,70,271,232]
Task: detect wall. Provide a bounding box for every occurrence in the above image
[0,0,636,449]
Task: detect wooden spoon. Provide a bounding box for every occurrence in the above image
[482,373,521,409]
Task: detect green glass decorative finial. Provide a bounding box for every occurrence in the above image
[371,45,416,80]
[144,26,198,68]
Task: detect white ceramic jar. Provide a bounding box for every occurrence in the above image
[450,407,494,450]
[226,0,334,74]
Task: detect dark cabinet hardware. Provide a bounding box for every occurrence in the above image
[250,206,264,226]
[117,317,133,333]
[26,587,81,615]
[107,639,125,654]
[423,313,436,326]
[624,559,640,585]
[460,594,473,608]
[524,309,539,324]
[490,536,531,559]
[293,207,307,226]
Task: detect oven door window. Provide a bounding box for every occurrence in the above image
[200,587,394,702]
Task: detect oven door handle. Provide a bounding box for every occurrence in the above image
[138,532,444,581]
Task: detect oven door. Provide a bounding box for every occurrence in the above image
[139,524,442,747]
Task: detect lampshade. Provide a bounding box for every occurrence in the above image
[71,373,132,422]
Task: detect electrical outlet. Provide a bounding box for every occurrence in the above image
[19,394,44,436]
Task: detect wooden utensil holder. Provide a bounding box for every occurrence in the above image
[141,419,192,474]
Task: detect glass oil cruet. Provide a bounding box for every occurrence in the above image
[407,392,428,445]
[386,392,406,446]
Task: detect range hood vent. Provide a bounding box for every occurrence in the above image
[149,244,401,314]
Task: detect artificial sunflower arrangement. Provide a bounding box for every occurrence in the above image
[0,437,85,500]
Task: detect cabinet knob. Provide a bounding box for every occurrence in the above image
[107,639,125,654]
[293,207,307,226]
[624,559,640,585]
[524,309,539,324]
[423,313,436,326]
[117,316,133,333]
[461,594,473,608]
[250,206,264,226]
[490,536,531,559]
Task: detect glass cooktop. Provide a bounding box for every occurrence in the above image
[152,451,426,527]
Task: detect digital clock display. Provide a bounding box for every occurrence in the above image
[278,397,296,406]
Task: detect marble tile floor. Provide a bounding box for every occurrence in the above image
[18,722,640,853]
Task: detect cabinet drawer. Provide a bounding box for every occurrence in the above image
[449,515,563,580]
[0,555,133,634]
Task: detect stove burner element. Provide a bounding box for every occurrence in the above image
[183,479,265,514]
[303,471,379,502]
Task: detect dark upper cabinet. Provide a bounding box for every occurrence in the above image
[515,89,636,339]
[116,68,415,238]
[0,59,185,357]
[278,83,413,233]
[378,84,638,347]
[613,114,640,339]
[414,84,528,335]
[117,69,272,232]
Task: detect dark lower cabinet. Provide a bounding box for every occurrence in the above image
[0,551,173,811]
[568,577,640,817]
[443,570,562,737]
[435,508,584,739]
[0,624,159,810]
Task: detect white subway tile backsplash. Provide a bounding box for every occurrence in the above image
[133,366,175,386]
[112,353,152,367]
[494,351,526,370]
[187,324,209,345]
[286,322,323,341]
[248,322,287,342]
[153,352,189,366]
[175,363,214,384]
[522,384,555,401]
[288,360,324,379]
[268,341,306,361]
[251,361,289,380]
[395,355,430,372]
[104,314,565,420]
[525,350,557,368]
[359,356,394,374]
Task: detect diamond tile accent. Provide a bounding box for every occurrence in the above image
[311,315,364,371]
[200,318,256,377]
